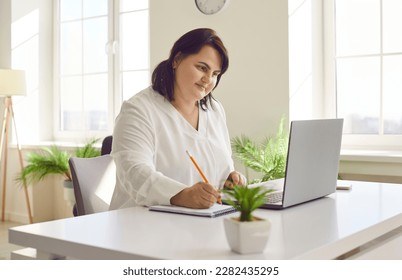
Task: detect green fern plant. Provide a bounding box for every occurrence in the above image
[75,138,101,158]
[231,118,288,183]
[223,186,273,222]
[17,138,101,185]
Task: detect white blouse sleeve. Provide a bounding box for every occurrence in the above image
[111,99,186,208]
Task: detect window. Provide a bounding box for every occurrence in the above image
[325,0,402,148]
[55,0,149,139]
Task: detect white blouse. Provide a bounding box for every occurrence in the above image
[109,87,235,209]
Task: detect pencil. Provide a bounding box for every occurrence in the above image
[186,150,222,204]
[186,150,209,183]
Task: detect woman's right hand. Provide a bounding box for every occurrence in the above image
[170,182,221,209]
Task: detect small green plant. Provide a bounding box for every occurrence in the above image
[231,118,288,183]
[17,138,101,185]
[223,186,274,222]
[75,139,102,158]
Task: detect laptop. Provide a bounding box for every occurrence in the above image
[253,119,343,210]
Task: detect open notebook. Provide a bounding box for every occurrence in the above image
[149,204,237,218]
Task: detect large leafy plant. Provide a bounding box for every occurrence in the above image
[223,186,273,222]
[231,118,288,183]
[17,138,101,185]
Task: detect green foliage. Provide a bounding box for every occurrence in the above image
[74,138,101,158]
[231,118,288,182]
[17,146,72,183]
[16,138,101,185]
[223,186,273,222]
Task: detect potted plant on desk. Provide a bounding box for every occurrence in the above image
[222,185,273,254]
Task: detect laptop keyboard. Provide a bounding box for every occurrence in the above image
[266,191,283,204]
[248,179,284,204]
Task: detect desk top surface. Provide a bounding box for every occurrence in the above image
[9,181,402,259]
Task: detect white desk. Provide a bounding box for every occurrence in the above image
[8,181,402,259]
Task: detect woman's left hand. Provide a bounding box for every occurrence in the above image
[224,171,246,189]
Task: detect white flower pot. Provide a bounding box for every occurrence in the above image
[63,180,75,204]
[224,216,271,254]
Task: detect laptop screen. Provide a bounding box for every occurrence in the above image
[282,119,343,208]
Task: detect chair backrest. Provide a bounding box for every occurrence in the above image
[69,155,116,216]
[101,135,113,155]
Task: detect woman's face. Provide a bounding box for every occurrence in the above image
[173,45,222,102]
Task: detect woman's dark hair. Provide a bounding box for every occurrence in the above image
[152,28,229,110]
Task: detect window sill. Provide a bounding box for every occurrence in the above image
[340,149,402,182]
[341,149,402,164]
[9,141,101,150]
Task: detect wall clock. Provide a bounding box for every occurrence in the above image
[195,0,230,15]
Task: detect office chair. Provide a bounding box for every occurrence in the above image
[69,155,116,216]
[101,135,113,155]
[72,135,114,216]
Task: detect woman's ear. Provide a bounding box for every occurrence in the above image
[172,52,183,69]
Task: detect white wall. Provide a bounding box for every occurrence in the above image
[0,0,11,179]
[11,0,54,143]
[0,0,11,68]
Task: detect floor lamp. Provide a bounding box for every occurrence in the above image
[0,69,33,223]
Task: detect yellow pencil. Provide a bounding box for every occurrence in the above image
[186,150,222,204]
[186,150,209,183]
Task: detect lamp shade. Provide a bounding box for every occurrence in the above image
[0,69,26,96]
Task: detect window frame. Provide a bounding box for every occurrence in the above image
[323,0,402,150]
[53,0,149,141]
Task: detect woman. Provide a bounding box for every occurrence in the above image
[110,28,245,210]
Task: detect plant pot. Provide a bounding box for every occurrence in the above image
[224,216,271,254]
[63,180,75,204]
